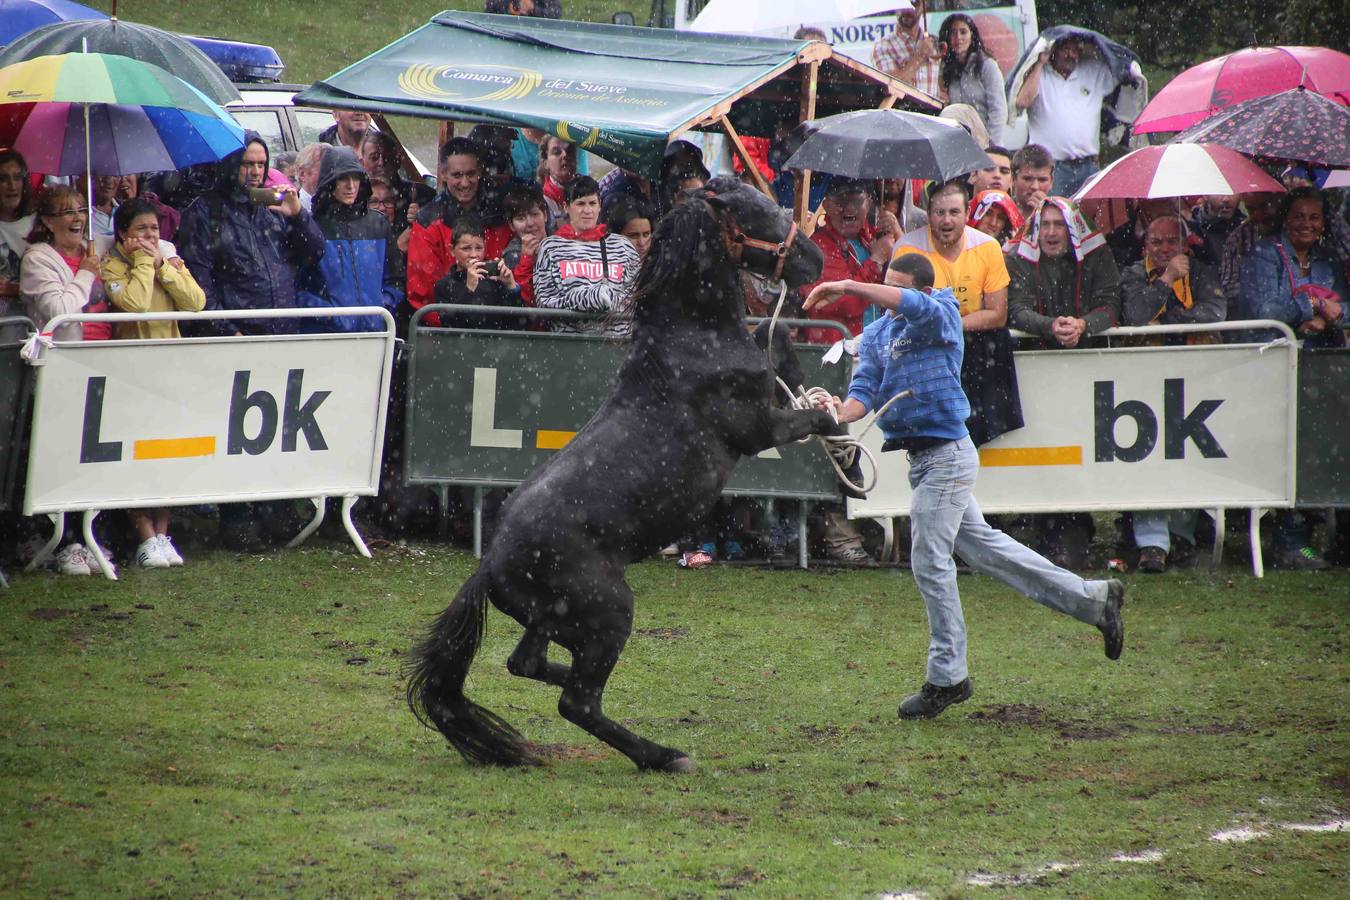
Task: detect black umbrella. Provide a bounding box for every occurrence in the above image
[0,18,240,105]
[783,109,992,182]
[1170,87,1350,168]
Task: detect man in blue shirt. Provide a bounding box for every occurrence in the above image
[804,252,1126,719]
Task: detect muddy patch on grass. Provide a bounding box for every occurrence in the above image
[529,742,613,762]
[635,627,689,640]
[968,703,1046,726]
[688,808,752,828]
[1157,721,1255,736]
[29,608,77,621]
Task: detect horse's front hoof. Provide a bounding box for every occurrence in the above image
[661,755,696,774]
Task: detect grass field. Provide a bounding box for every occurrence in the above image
[2,543,1346,896]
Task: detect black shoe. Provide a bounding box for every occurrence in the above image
[826,441,868,500]
[219,521,267,553]
[898,678,973,719]
[1272,546,1329,571]
[1098,579,1126,661]
[1138,546,1167,574]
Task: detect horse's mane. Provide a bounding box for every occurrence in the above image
[624,199,736,326]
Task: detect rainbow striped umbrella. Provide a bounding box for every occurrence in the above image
[0,51,244,175]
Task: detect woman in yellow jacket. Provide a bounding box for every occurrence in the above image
[101,197,207,568]
[101,196,206,339]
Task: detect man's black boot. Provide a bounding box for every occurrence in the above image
[898,678,973,719]
[1098,579,1126,660]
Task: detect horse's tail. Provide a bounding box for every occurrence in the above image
[406,570,539,767]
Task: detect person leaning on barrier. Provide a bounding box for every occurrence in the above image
[359,130,434,242]
[100,198,206,570]
[500,184,551,309]
[20,184,110,342]
[177,131,326,339]
[407,137,511,315]
[1006,197,1121,568]
[1009,144,1054,226]
[531,175,639,338]
[1238,186,1347,572]
[432,214,525,331]
[803,251,1125,720]
[295,147,404,334]
[0,148,35,317]
[537,135,579,226]
[1118,215,1226,574]
[1218,191,1281,325]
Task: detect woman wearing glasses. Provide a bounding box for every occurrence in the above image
[19,184,109,341]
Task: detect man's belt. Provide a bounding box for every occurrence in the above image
[882,435,950,453]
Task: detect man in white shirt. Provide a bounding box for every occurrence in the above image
[1014,35,1118,198]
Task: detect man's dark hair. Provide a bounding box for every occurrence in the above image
[113,197,160,237]
[926,179,968,209]
[1011,143,1054,175]
[564,175,601,205]
[826,177,868,199]
[503,184,547,221]
[451,214,486,242]
[984,144,1011,162]
[889,251,936,291]
[793,26,827,41]
[439,136,483,165]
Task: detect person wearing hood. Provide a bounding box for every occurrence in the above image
[177,132,326,338]
[804,250,1125,721]
[296,147,402,333]
[1005,196,1121,569]
[407,137,512,313]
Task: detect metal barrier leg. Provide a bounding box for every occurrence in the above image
[25,511,63,571]
[83,510,117,581]
[341,496,371,559]
[473,486,484,559]
[1209,508,1225,568]
[879,516,895,562]
[798,500,808,570]
[287,497,326,549]
[436,485,450,539]
[1250,506,1265,578]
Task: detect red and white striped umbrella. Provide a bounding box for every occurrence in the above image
[1073,143,1284,201]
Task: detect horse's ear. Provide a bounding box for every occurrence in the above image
[692,187,727,210]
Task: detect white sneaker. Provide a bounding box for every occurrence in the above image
[85,544,116,576]
[157,534,184,567]
[54,543,91,576]
[135,538,170,569]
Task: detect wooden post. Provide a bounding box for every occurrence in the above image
[371,114,424,181]
[794,59,820,229]
[879,93,898,110]
[718,115,773,199]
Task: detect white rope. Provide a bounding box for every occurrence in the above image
[763,281,911,496]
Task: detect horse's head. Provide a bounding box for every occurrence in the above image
[695,177,823,289]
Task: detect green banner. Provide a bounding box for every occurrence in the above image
[297,12,811,174]
[1296,349,1350,507]
[404,323,850,501]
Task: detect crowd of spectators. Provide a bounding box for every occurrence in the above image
[2,12,1347,576]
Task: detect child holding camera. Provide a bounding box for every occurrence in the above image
[433,214,526,330]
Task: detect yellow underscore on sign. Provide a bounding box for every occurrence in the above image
[979,445,1083,467]
[132,436,217,460]
[536,430,576,450]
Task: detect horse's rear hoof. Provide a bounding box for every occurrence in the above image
[662,755,696,774]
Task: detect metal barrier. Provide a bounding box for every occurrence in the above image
[0,316,35,515]
[23,308,395,578]
[852,321,1303,577]
[403,305,851,565]
[1295,348,1350,508]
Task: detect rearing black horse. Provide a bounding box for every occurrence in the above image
[407,178,836,772]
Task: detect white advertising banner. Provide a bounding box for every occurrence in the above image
[24,328,393,515]
[849,341,1297,519]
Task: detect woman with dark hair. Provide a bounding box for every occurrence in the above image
[532,176,640,336]
[100,196,206,568]
[937,14,1006,145]
[0,148,35,315]
[536,135,578,225]
[20,184,109,341]
[604,198,655,261]
[1239,185,1347,349]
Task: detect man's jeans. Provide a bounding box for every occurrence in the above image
[1133,509,1199,552]
[908,437,1111,686]
[1052,157,1099,199]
